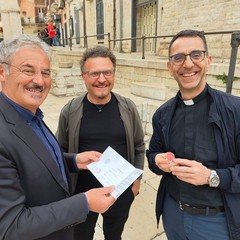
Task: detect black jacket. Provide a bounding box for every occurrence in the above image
[147,84,240,239]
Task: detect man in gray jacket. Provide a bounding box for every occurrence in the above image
[56,46,145,240]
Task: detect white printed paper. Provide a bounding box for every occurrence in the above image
[87,146,143,199]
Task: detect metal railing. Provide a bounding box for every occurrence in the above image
[58,30,240,94]
[60,33,111,50]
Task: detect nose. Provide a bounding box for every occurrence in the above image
[183,55,194,68]
[32,71,45,84]
[97,73,107,82]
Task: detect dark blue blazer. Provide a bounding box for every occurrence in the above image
[0,93,88,240]
[147,85,240,239]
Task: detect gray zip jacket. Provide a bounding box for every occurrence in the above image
[56,92,145,174]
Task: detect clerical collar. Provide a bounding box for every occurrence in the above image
[183,99,194,106]
[178,85,208,106]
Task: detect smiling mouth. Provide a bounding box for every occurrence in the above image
[182,72,196,77]
[26,85,45,93]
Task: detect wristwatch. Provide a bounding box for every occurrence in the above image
[208,170,220,187]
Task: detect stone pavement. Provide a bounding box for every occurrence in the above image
[41,92,167,240]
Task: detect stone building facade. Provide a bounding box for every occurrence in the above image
[63,0,240,62]
[0,0,22,40]
[50,45,240,136]
[19,0,51,25]
[50,0,240,136]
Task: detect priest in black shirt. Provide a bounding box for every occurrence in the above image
[147,29,240,240]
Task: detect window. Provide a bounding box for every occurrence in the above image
[96,0,104,40]
[38,8,44,23]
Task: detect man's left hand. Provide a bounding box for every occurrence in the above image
[170,158,211,186]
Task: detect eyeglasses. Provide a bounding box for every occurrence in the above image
[169,50,206,66]
[83,70,115,79]
[1,62,51,79]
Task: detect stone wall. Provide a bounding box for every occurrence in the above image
[67,1,240,59]
[50,48,86,96]
[50,48,240,136]
[156,0,240,60]
[51,67,86,96]
[115,56,240,94]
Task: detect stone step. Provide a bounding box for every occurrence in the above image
[113,87,165,136]
[131,82,166,101]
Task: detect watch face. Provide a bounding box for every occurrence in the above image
[209,171,220,187]
[210,177,220,186]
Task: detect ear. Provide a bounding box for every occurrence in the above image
[0,64,7,83]
[167,61,174,77]
[81,73,86,81]
[206,55,212,72]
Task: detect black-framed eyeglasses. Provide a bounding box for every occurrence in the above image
[169,50,206,66]
[83,70,115,79]
[1,62,51,78]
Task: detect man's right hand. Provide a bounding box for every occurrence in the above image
[85,186,116,213]
[155,152,177,172]
[75,151,101,170]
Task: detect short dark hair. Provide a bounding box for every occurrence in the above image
[80,46,116,73]
[168,29,208,57]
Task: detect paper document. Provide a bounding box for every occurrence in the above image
[87,146,143,199]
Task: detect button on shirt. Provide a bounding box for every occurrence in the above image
[1,93,68,188]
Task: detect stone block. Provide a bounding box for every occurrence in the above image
[58,62,73,68]
[52,68,72,77]
[51,87,67,96]
[141,102,149,122]
[65,76,78,85]
[71,68,81,75]
[145,122,153,136]
[131,82,166,101]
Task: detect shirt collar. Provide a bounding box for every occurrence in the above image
[178,84,208,106]
[1,92,43,123]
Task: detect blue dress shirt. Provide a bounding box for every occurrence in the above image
[1,93,68,187]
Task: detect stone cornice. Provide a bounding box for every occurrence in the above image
[0,9,20,14]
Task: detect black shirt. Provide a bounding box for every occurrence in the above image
[75,94,127,192]
[167,85,223,207]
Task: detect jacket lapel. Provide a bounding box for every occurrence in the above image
[0,94,69,193]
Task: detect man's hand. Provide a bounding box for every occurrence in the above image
[170,158,211,186]
[85,186,116,213]
[131,179,141,197]
[75,151,101,169]
[155,152,177,172]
